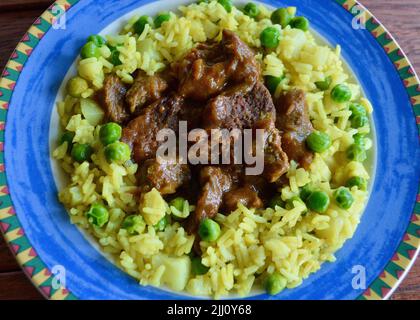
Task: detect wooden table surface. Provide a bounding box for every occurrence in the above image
[0,0,419,300]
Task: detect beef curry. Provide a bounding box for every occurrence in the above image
[96,30,314,235]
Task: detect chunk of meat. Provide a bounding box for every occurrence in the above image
[185,166,241,234]
[138,158,191,195]
[275,89,314,169]
[99,74,129,124]
[223,185,263,213]
[122,95,184,163]
[177,54,227,101]
[179,100,204,131]
[201,81,287,182]
[251,118,289,183]
[242,175,277,204]
[222,30,260,85]
[203,82,276,130]
[126,71,169,114]
[173,30,260,101]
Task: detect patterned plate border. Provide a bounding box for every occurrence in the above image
[0,0,418,300]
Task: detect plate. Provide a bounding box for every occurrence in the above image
[0,0,419,300]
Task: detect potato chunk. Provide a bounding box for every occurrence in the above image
[152,255,191,292]
[141,188,167,226]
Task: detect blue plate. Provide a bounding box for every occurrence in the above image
[0,0,419,300]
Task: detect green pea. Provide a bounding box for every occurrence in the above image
[285,196,305,210]
[100,122,122,146]
[67,76,89,98]
[290,16,309,31]
[154,215,169,232]
[349,103,367,118]
[269,194,285,209]
[315,76,332,91]
[265,75,284,94]
[331,84,352,103]
[170,197,185,212]
[198,218,221,242]
[260,27,281,49]
[300,183,314,202]
[71,143,92,163]
[347,144,367,162]
[134,15,153,35]
[87,35,106,47]
[349,104,369,128]
[351,115,369,129]
[59,131,75,147]
[243,2,260,19]
[109,49,122,66]
[306,191,330,213]
[191,257,210,275]
[121,215,146,235]
[334,187,354,210]
[86,203,109,227]
[104,142,131,164]
[81,41,101,59]
[264,273,287,295]
[353,133,366,148]
[306,131,332,153]
[154,13,171,28]
[271,8,294,28]
[218,0,233,13]
[346,176,368,191]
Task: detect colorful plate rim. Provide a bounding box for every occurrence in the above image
[0,0,419,300]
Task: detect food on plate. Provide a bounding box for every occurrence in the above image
[53,0,373,298]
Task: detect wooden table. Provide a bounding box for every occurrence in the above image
[0,0,419,300]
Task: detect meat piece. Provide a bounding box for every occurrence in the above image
[201,81,287,182]
[275,89,314,169]
[138,158,191,195]
[99,74,129,124]
[251,119,289,183]
[223,185,263,213]
[242,175,277,203]
[203,82,276,130]
[222,30,260,85]
[126,71,169,114]
[179,100,204,131]
[177,54,227,101]
[173,30,260,101]
[186,166,241,234]
[122,95,183,163]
